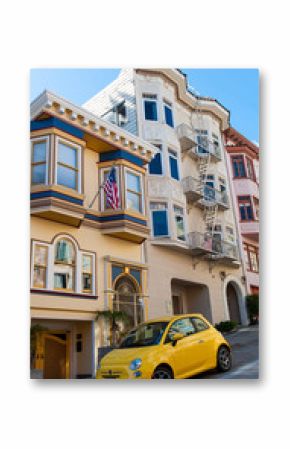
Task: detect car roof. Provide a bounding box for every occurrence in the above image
[144,314,205,324]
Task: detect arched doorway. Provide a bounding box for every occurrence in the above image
[114,275,143,328]
[226,282,242,324]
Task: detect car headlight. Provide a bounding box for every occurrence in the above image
[129,358,142,371]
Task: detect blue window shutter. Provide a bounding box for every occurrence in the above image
[169,156,179,180]
[149,152,162,175]
[152,210,168,236]
[164,105,174,127]
[144,101,157,121]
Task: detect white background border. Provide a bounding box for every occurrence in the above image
[0,0,287,448]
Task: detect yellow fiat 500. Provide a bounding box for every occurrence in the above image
[96,314,231,379]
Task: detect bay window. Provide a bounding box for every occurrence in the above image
[31,137,49,185]
[125,170,143,213]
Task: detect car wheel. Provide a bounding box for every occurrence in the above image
[217,346,232,372]
[152,366,173,379]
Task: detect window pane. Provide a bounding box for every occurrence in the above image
[82,273,92,292]
[57,165,77,189]
[168,318,195,339]
[54,268,75,289]
[82,255,92,273]
[149,152,162,175]
[144,101,157,121]
[58,143,77,167]
[193,318,208,332]
[175,215,185,241]
[127,172,141,192]
[33,266,46,288]
[152,210,168,236]
[169,155,179,180]
[33,142,46,163]
[32,164,46,184]
[34,245,48,265]
[55,240,75,263]
[164,105,174,127]
[127,191,141,212]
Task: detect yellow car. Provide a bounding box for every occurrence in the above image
[96,314,231,379]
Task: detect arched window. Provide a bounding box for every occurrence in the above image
[54,238,76,290]
[114,276,143,327]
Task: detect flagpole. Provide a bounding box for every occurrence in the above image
[87,162,117,209]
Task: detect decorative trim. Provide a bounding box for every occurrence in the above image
[100,149,145,167]
[30,289,98,300]
[30,190,84,206]
[84,213,147,226]
[31,117,84,140]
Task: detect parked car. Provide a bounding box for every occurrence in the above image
[96,314,231,379]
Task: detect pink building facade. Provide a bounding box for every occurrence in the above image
[224,128,259,295]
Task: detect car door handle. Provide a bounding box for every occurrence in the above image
[197,339,204,344]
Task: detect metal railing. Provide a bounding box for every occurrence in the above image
[182,176,201,195]
[188,231,239,260]
[176,124,222,160]
[203,185,229,206]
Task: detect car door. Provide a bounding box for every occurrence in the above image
[190,317,217,370]
[164,317,199,377]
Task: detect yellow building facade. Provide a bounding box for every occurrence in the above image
[30,91,156,378]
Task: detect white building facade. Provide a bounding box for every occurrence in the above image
[83,69,248,326]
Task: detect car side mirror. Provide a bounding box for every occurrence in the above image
[171,333,184,346]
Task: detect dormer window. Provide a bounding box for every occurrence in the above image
[114,101,127,126]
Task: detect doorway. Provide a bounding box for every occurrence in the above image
[36,331,70,379]
[226,282,241,324]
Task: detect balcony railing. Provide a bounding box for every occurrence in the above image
[176,123,196,151]
[176,124,221,161]
[188,231,239,261]
[188,231,216,255]
[202,185,229,209]
[182,176,229,209]
[182,176,202,203]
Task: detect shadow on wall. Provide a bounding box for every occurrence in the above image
[171,279,212,322]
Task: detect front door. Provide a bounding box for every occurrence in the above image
[36,332,70,379]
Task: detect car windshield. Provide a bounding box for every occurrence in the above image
[119,321,169,348]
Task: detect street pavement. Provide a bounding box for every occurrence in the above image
[193,325,259,379]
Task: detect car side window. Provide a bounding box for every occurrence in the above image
[165,318,196,343]
[192,317,209,332]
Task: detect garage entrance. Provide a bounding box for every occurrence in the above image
[171,279,212,322]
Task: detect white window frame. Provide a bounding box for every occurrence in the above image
[55,136,82,193]
[100,166,121,212]
[31,136,50,185]
[31,238,96,296]
[81,251,96,295]
[148,143,164,176]
[168,147,180,181]
[142,93,159,122]
[173,204,186,242]
[163,99,174,127]
[150,202,170,238]
[124,167,144,214]
[31,241,50,290]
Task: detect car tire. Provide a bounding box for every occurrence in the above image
[152,366,173,379]
[217,345,232,372]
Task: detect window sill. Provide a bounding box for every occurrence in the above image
[30,288,98,300]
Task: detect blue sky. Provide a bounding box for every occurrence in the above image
[30,68,259,144]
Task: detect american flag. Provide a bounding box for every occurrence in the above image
[103,166,120,209]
